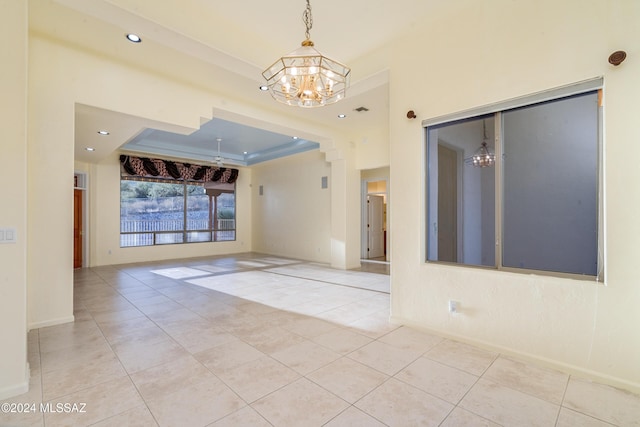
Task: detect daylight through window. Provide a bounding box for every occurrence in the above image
[120,178,236,247]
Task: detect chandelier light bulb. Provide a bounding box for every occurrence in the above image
[262,0,351,108]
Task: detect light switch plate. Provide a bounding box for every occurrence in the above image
[0,227,17,244]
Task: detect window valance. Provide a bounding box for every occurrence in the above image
[119,155,239,184]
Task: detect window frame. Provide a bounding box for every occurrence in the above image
[120,176,236,247]
[423,78,604,282]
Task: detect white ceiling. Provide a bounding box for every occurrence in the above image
[31,0,442,165]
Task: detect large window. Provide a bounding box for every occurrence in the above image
[426,83,602,278]
[120,178,236,247]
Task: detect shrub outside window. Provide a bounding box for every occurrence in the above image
[120,178,236,247]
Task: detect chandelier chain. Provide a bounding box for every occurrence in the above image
[303,0,313,40]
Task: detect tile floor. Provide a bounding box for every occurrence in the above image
[2,253,639,427]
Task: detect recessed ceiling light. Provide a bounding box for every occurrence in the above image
[126,33,142,43]
[292,136,299,140]
[338,114,347,119]
[243,151,248,155]
[97,130,109,135]
[259,85,269,91]
[85,147,95,151]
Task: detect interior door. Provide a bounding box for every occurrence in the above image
[74,189,83,268]
[367,195,385,259]
[437,145,457,262]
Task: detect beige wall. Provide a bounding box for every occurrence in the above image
[354,122,390,171]
[0,0,29,399]
[389,0,640,392]
[251,150,332,263]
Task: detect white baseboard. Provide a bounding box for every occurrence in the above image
[0,363,30,400]
[28,315,74,331]
[389,315,640,395]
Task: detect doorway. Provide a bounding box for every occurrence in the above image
[361,176,388,262]
[74,189,83,268]
[367,194,385,259]
[74,172,87,268]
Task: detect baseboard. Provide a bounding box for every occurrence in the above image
[0,363,29,400]
[389,315,640,395]
[28,314,74,331]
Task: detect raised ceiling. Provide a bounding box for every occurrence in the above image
[31,0,442,165]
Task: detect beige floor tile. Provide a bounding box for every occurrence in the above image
[0,411,44,427]
[98,317,162,344]
[82,295,138,314]
[194,339,264,375]
[235,301,280,316]
[317,306,371,325]
[459,379,560,427]
[167,325,237,354]
[323,406,387,427]
[135,300,186,316]
[38,322,104,354]
[482,356,569,404]
[355,378,453,427]
[563,377,640,426]
[91,307,145,324]
[216,355,300,403]
[71,308,94,322]
[311,328,373,355]
[90,405,158,427]
[347,340,422,375]
[282,316,339,338]
[53,256,640,427]
[556,407,617,427]
[144,307,204,328]
[270,340,340,375]
[42,353,127,401]
[346,312,400,338]
[440,407,501,427]
[40,340,114,373]
[207,406,272,427]
[0,392,45,427]
[238,325,307,354]
[252,378,349,427]
[424,339,498,376]
[119,288,164,302]
[257,310,306,329]
[130,355,216,401]
[146,376,245,427]
[111,335,189,374]
[43,376,144,427]
[378,326,444,353]
[307,357,389,403]
[395,357,478,404]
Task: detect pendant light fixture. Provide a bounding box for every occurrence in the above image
[262,0,351,108]
[465,120,496,167]
[215,138,224,167]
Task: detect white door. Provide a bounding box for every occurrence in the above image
[368,195,385,258]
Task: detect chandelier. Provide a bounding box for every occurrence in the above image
[465,120,496,167]
[262,0,351,108]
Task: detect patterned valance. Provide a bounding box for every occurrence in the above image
[119,155,239,184]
